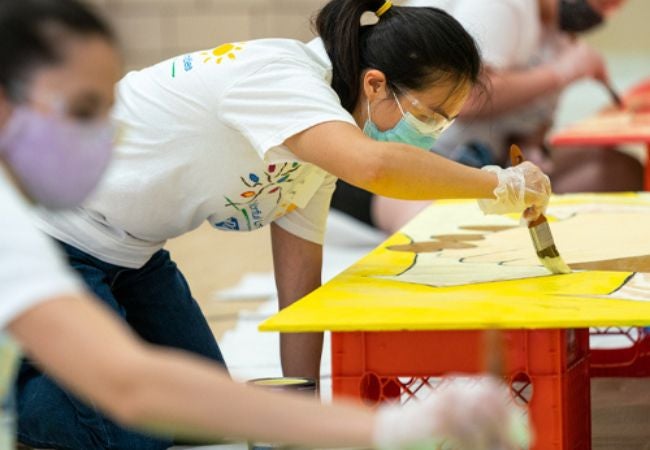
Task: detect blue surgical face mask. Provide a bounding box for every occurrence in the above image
[362,92,448,150]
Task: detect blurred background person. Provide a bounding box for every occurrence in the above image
[333,0,642,233]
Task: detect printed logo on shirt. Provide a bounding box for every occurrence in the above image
[200,43,244,65]
[222,162,301,230]
[213,217,240,231]
[183,55,194,72]
[222,199,264,231]
[171,43,243,78]
[171,54,195,78]
[250,202,264,228]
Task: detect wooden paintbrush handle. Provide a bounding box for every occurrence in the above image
[509,144,547,227]
[509,144,524,167]
[528,214,547,227]
[604,81,624,108]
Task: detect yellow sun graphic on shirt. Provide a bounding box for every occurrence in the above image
[200,43,243,64]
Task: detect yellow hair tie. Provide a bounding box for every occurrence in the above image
[375,0,393,18]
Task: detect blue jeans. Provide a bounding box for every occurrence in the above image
[16,242,227,450]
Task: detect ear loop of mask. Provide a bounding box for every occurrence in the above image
[366,89,408,127]
[366,97,372,123]
[368,88,449,137]
[391,90,448,136]
[391,90,408,116]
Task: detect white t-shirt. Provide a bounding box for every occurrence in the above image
[406,0,542,68]
[0,168,82,330]
[36,39,356,269]
[404,0,567,161]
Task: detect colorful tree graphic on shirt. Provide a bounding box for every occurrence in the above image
[223,162,301,230]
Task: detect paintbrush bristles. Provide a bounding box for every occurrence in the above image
[529,217,572,274]
[540,257,572,274]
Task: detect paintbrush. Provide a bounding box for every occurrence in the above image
[510,144,571,274]
[603,81,624,109]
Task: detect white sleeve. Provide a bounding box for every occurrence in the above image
[273,174,336,245]
[451,1,523,69]
[0,175,83,330]
[218,58,357,160]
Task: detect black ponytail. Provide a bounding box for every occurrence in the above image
[315,0,482,112]
[0,0,115,98]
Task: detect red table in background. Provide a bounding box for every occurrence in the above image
[550,78,650,190]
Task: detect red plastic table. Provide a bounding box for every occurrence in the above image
[550,78,650,189]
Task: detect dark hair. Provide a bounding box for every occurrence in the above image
[0,0,115,99]
[315,0,482,112]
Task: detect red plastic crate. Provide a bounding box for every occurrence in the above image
[332,329,591,450]
[590,327,650,377]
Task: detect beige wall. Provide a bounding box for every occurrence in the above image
[86,0,325,71]
[585,0,650,54]
[87,0,649,72]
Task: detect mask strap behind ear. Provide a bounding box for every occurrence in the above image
[366,99,371,121]
[392,91,406,116]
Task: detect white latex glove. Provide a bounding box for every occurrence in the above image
[549,40,608,86]
[373,377,530,450]
[477,162,551,221]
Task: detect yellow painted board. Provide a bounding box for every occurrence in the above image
[260,193,650,333]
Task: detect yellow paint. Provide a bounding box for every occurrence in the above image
[261,194,650,333]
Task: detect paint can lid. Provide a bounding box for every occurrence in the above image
[247,377,317,393]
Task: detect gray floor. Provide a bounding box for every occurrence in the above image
[592,378,650,450]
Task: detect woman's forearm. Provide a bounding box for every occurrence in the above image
[9,294,375,448]
[462,65,562,118]
[286,121,498,201]
[270,223,324,380]
[358,142,498,200]
[129,347,374,447]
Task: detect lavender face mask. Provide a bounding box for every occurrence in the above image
[0,106,113,209]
